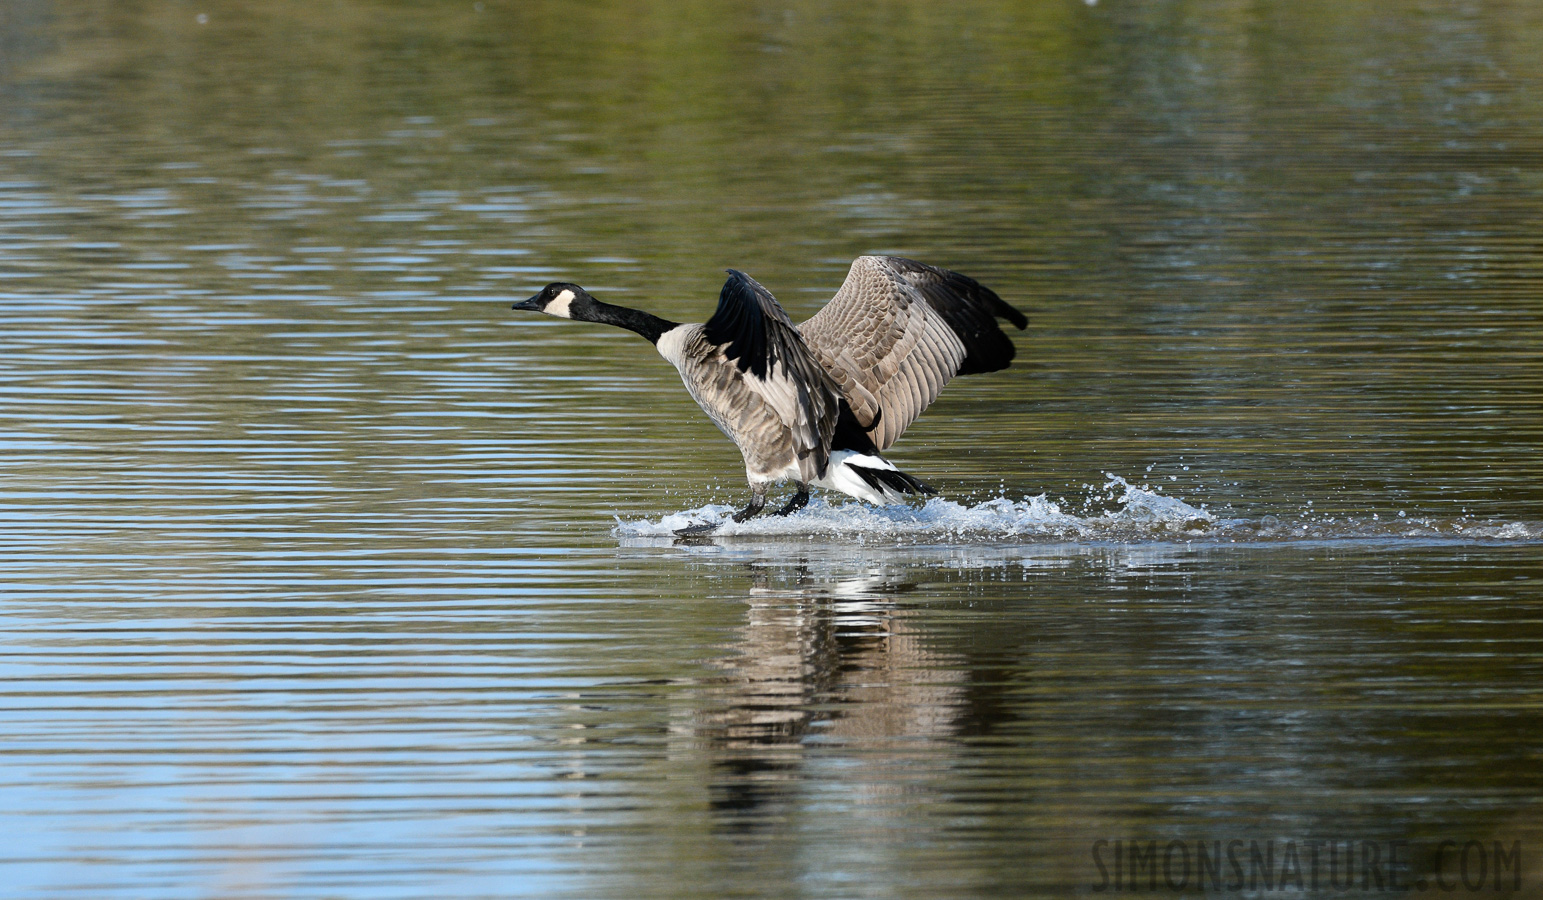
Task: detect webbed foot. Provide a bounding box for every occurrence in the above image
[672,488,768,537]
[673,522,720,536]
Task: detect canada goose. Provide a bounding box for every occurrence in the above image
[512,256,1027,532]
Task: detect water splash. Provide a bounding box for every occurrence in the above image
[615,475,1542,545]
[618,475,1213,541]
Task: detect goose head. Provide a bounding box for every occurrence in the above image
[512,283,595,320]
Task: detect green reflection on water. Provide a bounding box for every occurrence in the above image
[5,0,1542,522]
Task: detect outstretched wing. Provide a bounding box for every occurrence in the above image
[698,269,840,478]
[798,256,1027,451]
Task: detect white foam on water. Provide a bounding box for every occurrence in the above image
[617,475,1216,542]
[615,474,1543,546]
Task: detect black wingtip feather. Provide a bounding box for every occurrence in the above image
[932,269,1025,375]
[887,257,1029,376]
[705,269,775,378]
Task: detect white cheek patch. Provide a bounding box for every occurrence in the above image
[545,289,576,319]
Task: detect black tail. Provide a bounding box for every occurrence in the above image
[833,397,934,497]
[849,463,936,497]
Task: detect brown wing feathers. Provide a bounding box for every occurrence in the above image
[798,256,1027,450]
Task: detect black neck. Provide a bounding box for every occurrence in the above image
[588,301,679,345]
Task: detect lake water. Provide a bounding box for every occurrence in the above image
[3,1,1543,897]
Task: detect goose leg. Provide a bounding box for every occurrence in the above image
[731,486,768,522]
[773,486,809,517]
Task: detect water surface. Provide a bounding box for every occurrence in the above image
[3,1,1543,897]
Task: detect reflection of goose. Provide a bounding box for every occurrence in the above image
[696,572,969,823]
[513,257,1027,527]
